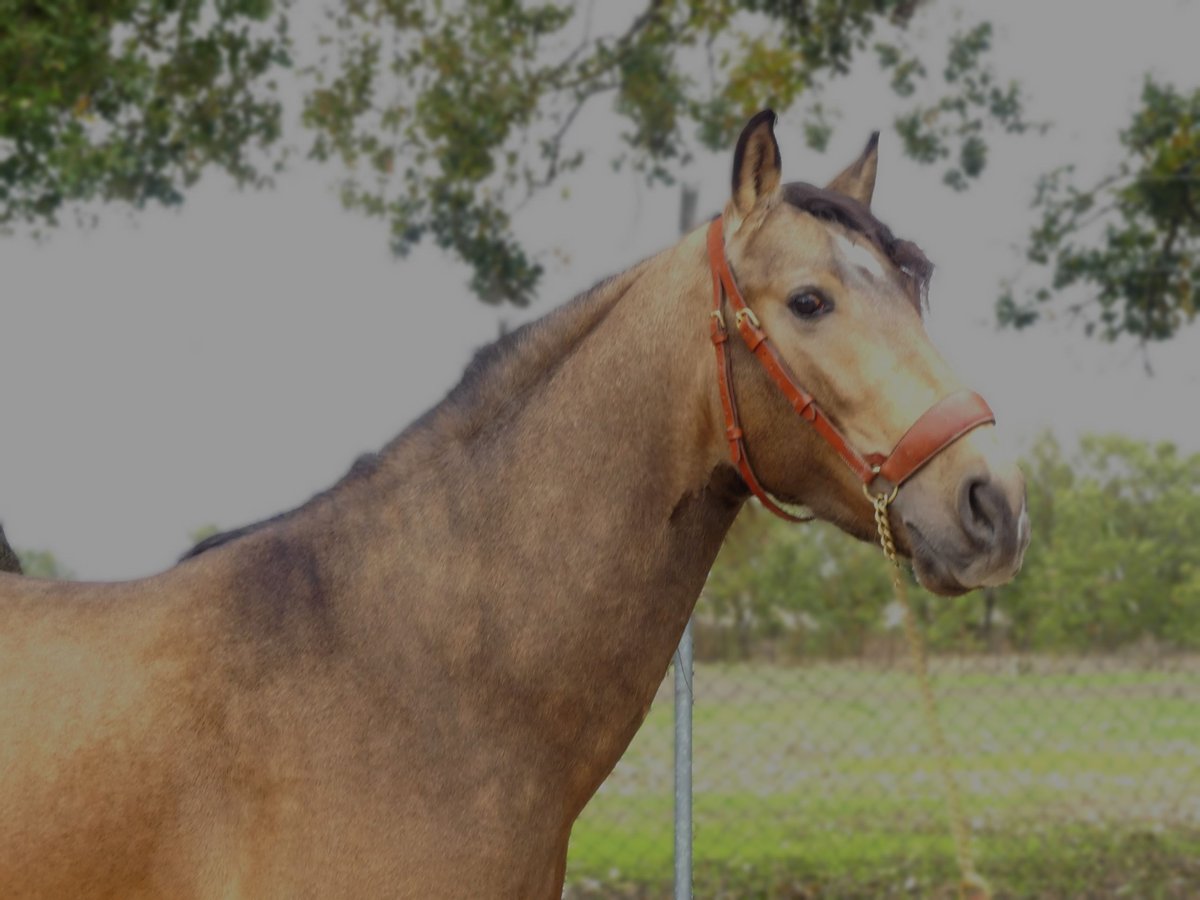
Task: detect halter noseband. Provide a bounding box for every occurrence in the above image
[706,215,995,521]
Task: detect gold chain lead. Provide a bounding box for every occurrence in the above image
[869,489,992,900]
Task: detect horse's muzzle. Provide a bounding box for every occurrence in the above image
[899,469,1030,597]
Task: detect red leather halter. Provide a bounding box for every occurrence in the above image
[706,216,995,521]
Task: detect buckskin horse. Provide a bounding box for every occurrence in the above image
[0,111,1029,898]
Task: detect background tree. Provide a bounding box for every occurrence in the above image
[13,548,73,580]
[992,434,1200,652]
[2,1,1035,304]
[189,524,220,545]
[305,1,1036,304]
[702,506,901,660]
[0,0,291,232]
[999,79,1199,351]
[698,433,1200,660]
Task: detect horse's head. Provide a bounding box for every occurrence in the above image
[712,111,1029,596]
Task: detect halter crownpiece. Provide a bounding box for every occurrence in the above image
[706,216,996,521]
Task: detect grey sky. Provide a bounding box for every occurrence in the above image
[2,0,1198,580]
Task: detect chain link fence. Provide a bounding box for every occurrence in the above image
[565,621,1200,898]
[565,440,1200,897]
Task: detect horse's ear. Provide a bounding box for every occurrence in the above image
[731,110,782,217]
[825,131,880,208]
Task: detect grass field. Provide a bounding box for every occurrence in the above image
[565,657,1200,897]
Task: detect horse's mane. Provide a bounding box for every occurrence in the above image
[178,452,382,561]
[180,191,924,564]
[179,262,648,563]
[419,259,649,440]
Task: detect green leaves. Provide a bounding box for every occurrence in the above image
[304,0,572,305]
[13,548,73,580]
[1001,79,1200,343]
[886,23,1040,193]
[1000,434,1200,651]
[0,0,292,231]
[307,1,1031,305]
[701,504,905,660]
[3,1,1035,306]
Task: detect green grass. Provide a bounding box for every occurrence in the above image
[565,658,1200,897]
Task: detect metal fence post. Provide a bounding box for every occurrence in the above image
[674,184,698,900]
[674,617,694,900]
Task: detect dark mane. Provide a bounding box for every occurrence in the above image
[180,261,650,563]
[783,182,934,306]
[428,259,648,438]
[178,452,381,562]
[178,196,923,566]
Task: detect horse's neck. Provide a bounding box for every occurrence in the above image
[335,230,742,808]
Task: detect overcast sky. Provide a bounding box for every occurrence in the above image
[2,0,1198,580]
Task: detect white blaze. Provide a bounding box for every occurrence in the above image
[832,232,886,281]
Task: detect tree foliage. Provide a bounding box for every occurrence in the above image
[999,79,1200,345]
[997,433,1200,652]
[13,548,73,580]
[2,1,1034,305]
[305,0,1034,304]
[189,523,220,545]
[702,504,895,660]
[0,0,291,230]
[700,433,1200,660]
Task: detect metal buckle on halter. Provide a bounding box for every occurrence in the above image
[709,310,726,330]
[735,308,760,329]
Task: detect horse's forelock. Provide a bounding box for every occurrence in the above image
[782,182,933,308]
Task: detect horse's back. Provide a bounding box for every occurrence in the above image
[0,546,569,897]
[0,553,412,898]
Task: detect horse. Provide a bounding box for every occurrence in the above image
[0,111,1029,898]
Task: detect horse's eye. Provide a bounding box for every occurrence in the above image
[788,291,830,319]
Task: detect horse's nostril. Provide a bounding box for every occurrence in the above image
[968,481,989,530]
[960,475,1001,545]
